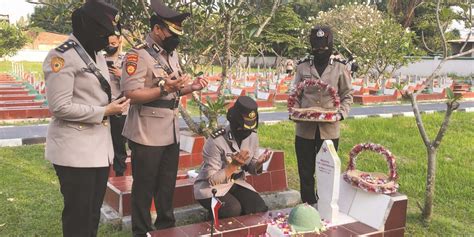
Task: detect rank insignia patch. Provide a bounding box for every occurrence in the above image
[126,63,137,75]
[125,54,139,75]
[51,56,65,73]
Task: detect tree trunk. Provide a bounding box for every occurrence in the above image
[221,13,232,95]
[422,148,437,221]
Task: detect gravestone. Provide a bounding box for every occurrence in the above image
[316,140,341,223]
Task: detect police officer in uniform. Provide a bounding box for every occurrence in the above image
[104,34,128,176]
[194,96,270,219]
[291,26,353,205]
[120,0,208,235]
[43,1,130,236]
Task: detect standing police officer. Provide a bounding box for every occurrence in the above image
[120,0,208,235]
[43,1,130,236]
[291,26,353,205]
[104,34,129,176]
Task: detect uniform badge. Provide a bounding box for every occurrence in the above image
[51,56,65,73]
[316,29,325,37]
[125,54,138,75]
[248,111,256,119]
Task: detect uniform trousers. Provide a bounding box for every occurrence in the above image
[53,165,109,237]
[197,184,268,220]
[110,115,127,176]
[295,128,339,205]
[129,140,180,237]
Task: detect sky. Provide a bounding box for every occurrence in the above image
[0,0,35,24]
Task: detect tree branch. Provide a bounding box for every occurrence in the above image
[254,0,281,37]
[409,94,432,148]
[432,101,458,149]
[139,0,151,19]
[421,31,436,54]
[435,0,448,57]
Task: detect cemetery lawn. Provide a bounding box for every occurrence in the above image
[0,61,43,74]
[0,112,472,236]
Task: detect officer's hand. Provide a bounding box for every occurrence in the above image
[256,149,273,166]
[163,76,186,93]
[231,150,250,167]
[108,66,122,77]
[104,97,130,116]
[336,113,343,121]
[191,77,209,91]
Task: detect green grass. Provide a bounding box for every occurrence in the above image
[258,112,474,236]
[0,112,473,236]
[0,61,43,75]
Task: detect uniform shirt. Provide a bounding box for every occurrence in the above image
[193,126,262,200]
[121,34,182,146]
[43,34,113,167]
[291,58,353,140]
[105,53,128,115]
[104,53,125,100]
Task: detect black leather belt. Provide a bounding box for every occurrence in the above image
[143,99,179,109]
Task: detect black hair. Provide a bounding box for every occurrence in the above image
[149,14,167,29]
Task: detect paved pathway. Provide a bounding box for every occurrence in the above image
[0,101,473,144]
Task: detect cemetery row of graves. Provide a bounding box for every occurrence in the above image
[1,62,473,120]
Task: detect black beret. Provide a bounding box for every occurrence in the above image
[310,26,333,49]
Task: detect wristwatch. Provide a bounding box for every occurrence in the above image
[158,79,168,96]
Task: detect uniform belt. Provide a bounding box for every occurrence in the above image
[143,99,179,109]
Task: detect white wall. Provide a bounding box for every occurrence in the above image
[395,57,474,77]
[2,49,49,62]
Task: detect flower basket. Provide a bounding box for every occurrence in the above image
[287,79,340,122]
[342,143,399,194]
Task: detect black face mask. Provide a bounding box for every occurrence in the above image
[104,45,119,55]
[312,48,332,65]
[72,9,111,59]
[162,35,180,53]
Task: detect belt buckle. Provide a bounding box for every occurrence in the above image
[173,99,179,109]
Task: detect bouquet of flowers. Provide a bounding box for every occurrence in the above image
[287,79,340,122]
[342,143,399,194]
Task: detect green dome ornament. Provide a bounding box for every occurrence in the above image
[288,203,325,234]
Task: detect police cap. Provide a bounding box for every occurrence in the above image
[228,96,258,130]
[150,0,190,35]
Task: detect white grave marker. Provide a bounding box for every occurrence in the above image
[316,140,341,223]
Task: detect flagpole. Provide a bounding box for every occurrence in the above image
[211,188,217,237]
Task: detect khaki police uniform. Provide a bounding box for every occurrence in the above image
[105,53,128,176]
[291,57,353,205]
[193,126,268,219]
[291,58,353,140]
[45,34,114,167]
[105,53,125,101]
[121,34,181,146]
[121,34,183,232]
[44,34,113,237]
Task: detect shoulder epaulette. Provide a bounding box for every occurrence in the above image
[133,43,147,50]
[297,58,311,65]
[333,58,347,65]
[55,40,77,53]
[210,128,226,139]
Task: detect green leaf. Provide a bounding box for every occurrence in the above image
[446,87,454,99]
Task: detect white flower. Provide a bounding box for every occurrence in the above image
[7,198,14,202]
[362,38,366,42]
